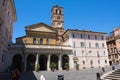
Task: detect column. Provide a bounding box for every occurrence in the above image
[24,54,27,71]
[35,53,39,70]
[47,53,50,70]
[58,54,62,70]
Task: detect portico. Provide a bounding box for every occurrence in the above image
[11,44,72,71]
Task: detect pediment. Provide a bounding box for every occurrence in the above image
[31,26,55,32]
[26,23,56,33]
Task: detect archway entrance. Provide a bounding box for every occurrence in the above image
[62,54,69,70]
[39,54,47,70]
[12,54,22,71]
[50,54,58,70]
[26,54,36,71]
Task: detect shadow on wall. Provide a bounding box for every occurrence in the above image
[19,71,38,80]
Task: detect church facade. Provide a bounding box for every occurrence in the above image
[9,5,109,71]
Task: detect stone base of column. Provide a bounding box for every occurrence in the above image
[59,67,62,70]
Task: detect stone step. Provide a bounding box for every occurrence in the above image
[106,75,120,78]
[104,76,120,80]
[109,73,120,76]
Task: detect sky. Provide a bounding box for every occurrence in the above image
[13,0,120,43]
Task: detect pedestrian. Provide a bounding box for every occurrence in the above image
[102,67,105,73]
[40,75,46,80]
[112,64,115,70]
[10,70,16,80]
[14,68,20,80]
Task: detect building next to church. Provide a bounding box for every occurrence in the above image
[9,5,109,71]
[63,29,109,69]
[0,0,16,72]
[106,27,120,65]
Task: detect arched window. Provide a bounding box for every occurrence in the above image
[40,38,43,44]
[33,38,36,44]
[46,39,50,45]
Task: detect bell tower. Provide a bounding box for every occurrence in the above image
[51,5,64,35]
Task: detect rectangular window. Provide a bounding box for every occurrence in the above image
[102,43,105,48]
[97,51,100,58]
[101,36,104,40]
[95,43,99,48]
[81,42,85,47]
[95,35,97,40]
[1,53,5,62]
[46,39,50,44]
[88,51,92,56]
[88,35,90,39]
[80,34,83,39]
[73,50,76,56]
[73,41,76,48]
[2,0,5,6]
[82,60,85,65]
[105,60,107,64]
[72,33,75,38]
[98,60,100,64]
[89,42,91,48]
[90,60,93,65]
[82,51,84,56]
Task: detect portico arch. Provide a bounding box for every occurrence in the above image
[39,54,47,70]
[50,54,58,70]
[62,54,69,70]
[12,54,22,71]
[26,54,36,71]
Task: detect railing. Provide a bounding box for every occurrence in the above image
[11,44,72,50]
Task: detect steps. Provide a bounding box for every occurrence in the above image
[102,69,120,80]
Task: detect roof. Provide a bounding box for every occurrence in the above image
[63,29,107,36]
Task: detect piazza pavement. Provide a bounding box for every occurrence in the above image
[0,66,112,80]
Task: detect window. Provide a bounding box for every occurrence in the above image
[46,39,50,45]
[101,36,104,40]
[80,34,83,39]
[88,51,92,56]
[1,53,5,62]
[95,43,99,48]
[57,16,60,20]
[83,60,85,65]
[95,35,97,40]
[90,60,93,65]
[81,42,85,47]
[72,33,75,38]
[97,51,100,57]
[103,51,106,56]
[73,41,76,48]
[88,35,90,39]
[2,0,5,6]
[89,42,91,48]
[40,38,43,44]
[98,60,100,64]
[33,38,36,44]
[73,50,76,56]
[82,51,84,56]
[59,10,61,14]
[105,60,107,64]
[102,43,105,48]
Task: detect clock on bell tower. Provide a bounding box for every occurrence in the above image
[51,5,64,35]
